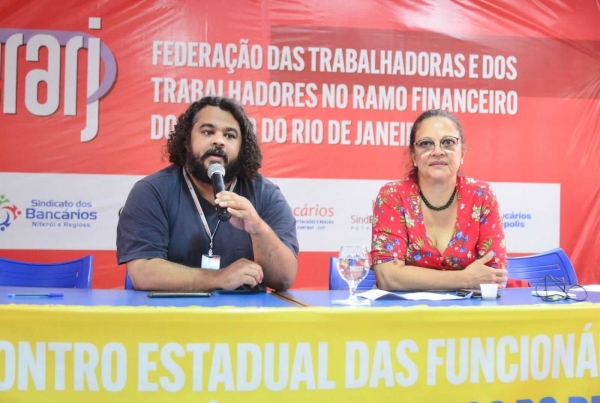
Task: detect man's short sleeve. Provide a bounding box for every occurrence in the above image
[116,180,170,264]
[260,185,299,257]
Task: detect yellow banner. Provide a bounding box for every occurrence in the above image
[1,304,600,402]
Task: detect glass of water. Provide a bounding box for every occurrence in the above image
[333,246,371,306]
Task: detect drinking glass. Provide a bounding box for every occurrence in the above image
[332,246,371,306]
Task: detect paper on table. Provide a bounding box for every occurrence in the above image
[581,285,600,292]
[357,289,472,301]
[531,290,577,298]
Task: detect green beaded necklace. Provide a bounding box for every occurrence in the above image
[419,187,457,211]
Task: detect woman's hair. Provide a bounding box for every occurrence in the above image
[165,96,262,180]
[407,109,465,180]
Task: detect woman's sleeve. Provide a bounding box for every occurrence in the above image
[371,183,409,265]
[475,185,507,269]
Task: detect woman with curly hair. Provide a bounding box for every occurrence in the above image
[117,96,299,292]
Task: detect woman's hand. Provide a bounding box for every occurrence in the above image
[462,251,508,288]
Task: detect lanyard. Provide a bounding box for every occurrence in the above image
[182,167,237,256]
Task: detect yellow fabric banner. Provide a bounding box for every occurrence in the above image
[1,304,600,402]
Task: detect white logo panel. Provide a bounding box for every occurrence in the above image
[0,174,559,254]
[492,182,560,253]
[272,178,390,252]
[0,173,142,250]
[272,178,560,254]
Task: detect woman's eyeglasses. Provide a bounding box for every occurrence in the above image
[534,275,587,302]
[414,136,460,151]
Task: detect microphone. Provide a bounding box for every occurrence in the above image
[207,163,231,221]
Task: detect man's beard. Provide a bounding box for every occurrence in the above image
[186,146,243,184]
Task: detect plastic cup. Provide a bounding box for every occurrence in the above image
[480,283,499,300]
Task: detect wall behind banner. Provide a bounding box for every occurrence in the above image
[1,0,599,289]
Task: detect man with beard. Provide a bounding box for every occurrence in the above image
[116,96,299,291]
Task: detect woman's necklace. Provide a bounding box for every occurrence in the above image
[420,187,457,211]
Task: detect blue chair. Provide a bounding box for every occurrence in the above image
[506,248,577,286]
[0,255,93,288]
[329,257,376,290]
[124,270,134,290]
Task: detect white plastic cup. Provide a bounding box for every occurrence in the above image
[480,284,499,300]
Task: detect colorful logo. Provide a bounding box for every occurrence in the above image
[0,195,22,231]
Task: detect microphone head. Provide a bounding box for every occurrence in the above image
[207,163,225,178]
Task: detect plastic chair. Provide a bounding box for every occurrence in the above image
[329,257,376,290]
[124,271,134,290]
[0,255,93,288]
[506,248,577,286]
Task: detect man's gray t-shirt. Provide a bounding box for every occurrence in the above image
[116,165,299,270]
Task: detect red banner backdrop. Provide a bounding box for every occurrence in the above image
[1,0,599,288]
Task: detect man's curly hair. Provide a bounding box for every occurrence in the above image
[166,96,262,180]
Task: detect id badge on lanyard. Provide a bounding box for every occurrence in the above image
[201,254,221,270]
[183,168,236,270]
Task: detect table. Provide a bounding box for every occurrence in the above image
[0,285,295,308]
[1,286,599,402]
[276,287,599,307]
